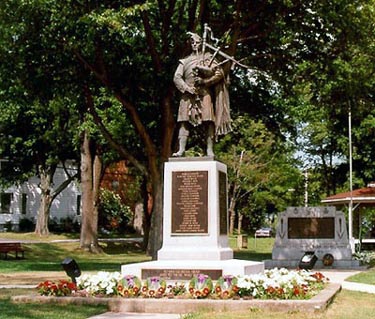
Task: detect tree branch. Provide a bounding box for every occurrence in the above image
[140,11,162,73]
[84,86,149,177]
[51,171,79,202]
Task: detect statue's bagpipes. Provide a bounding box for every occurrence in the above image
[189,23,251,70]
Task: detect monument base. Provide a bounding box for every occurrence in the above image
[267,207,361,270]
[157,246,233,261]
[264,259,361,269]
[121,259,264,280]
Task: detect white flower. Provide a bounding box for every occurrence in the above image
[76,271,121,295]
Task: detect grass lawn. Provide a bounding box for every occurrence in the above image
[182,290,375,319]
[0,289,107,319]
[0,232,375,319]
[345,267,375,285]
[0,232,150,276]
[231,236,273,261]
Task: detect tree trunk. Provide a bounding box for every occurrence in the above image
[147,175,163,259]
[140,177,151,251]
[79,130,103,253]
[34,165,56,236]
[237,212,243,235]
[229,208,235,235]
[228,192,237,235]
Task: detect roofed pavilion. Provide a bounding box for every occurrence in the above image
[321,183,375,248]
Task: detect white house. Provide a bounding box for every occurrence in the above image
[0,160,81,231]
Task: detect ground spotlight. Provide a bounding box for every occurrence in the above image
[61,257,81,283]
[298,251,318,270]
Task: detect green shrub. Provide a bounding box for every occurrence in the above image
[19,217,35,232]
[98,188,132,233]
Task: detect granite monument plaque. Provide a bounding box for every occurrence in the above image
[171,171,208,235]
[288,217,335,239]
[141,268,222,280]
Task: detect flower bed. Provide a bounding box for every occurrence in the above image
[36,268,328,301]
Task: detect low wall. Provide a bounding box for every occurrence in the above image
[11,283,341,314]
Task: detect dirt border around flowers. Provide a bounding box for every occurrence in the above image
[10,283,341,313]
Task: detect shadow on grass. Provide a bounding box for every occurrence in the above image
[234,250,272,262]
[101,241,145,255]
[0,241,150,273]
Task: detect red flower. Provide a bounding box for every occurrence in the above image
[311,272,325,282]
[293,286,300,296]
[277,287,284,295]
[266,286,276,294]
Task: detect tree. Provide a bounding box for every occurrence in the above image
[0,1,83,235]
[281,1,375,198]
[42,0,247,257]
[2,0,373,252]
[216,115,301,234]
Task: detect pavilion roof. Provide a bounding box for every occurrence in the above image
[321,183,375,206]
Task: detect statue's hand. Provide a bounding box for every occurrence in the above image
[194,76,206,86]
[185,85,196,95]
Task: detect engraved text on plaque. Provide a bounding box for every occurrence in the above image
[171,171,208,235]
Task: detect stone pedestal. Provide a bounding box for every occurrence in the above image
[157,158,233,260]
[122,158,264,279]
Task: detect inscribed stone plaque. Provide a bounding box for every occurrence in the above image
[219,171,228,235]
[141,268,222,280]
[171,171,208,235]
[288,217,335,239]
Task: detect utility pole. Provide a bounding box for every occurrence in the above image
[348,105,354,252]
[304,169,308,207]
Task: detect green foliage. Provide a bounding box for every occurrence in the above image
[0,0,81,185]
[1,0,374,245]
[48,216,80,233]
[98,188,132,233]
[18,218,35,232]
[353,251,375,268]
[216,115,302,231]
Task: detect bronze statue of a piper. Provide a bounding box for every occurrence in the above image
[172,30,232,157]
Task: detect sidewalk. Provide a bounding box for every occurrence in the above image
[320,269,375,294]
[89,313,181,319]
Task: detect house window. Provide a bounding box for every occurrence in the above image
[0,193,12,214]
[21,193,27,214]
[76,195,81,215]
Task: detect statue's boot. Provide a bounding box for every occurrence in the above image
[206,136,214,157]
[206,123,215,157]
[172,136,187,157]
